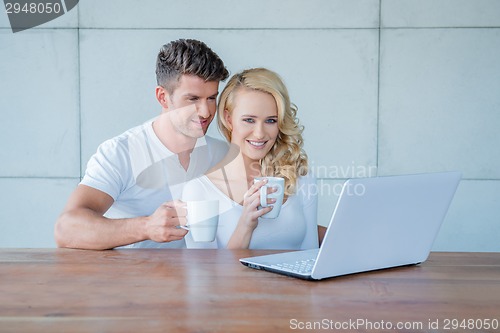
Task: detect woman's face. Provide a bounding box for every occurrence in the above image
[225,88,279,163]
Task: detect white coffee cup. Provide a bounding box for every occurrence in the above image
[181,200,219,242]
[253,177,285,219]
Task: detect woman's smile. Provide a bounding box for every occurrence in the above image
[247,140,268,149]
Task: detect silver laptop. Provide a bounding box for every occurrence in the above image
[240,172,461,280]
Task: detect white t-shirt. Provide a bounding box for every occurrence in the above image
[81,118,228,248]
[181,175,318,250]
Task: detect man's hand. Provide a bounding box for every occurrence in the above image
[146,200,188,242]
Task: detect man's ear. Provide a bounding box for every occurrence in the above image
[155,86,170,109]
[224,109,233,130]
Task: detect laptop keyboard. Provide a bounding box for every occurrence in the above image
[272,258,316,274]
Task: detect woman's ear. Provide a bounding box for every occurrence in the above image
[155,86,170,109]
[224,109,233,130]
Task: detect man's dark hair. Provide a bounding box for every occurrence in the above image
[156,39,229,94]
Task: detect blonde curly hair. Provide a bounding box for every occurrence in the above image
[217,68,308,196]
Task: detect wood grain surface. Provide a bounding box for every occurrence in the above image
[0,249,499,332]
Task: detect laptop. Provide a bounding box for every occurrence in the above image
[240,171,461,280]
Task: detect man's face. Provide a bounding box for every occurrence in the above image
[165,75,219,139]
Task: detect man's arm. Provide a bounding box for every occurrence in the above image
[55,185,187,250]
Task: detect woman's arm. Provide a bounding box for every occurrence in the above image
[226,180,272,249]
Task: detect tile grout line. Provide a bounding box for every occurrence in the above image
[77,7,82,180]
[0,176,496,181]
[376,0,382,176]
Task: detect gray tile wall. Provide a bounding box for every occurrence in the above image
[1,0,499,250]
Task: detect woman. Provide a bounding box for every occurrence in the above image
[182,68,320,249]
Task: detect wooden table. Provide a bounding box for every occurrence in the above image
[0,249,499,332]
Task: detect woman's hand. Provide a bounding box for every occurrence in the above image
[227,179,276,249]
[241,179,276,229]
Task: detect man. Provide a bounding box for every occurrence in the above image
[55,39,229,250]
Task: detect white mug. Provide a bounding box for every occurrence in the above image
[181,200,219,242]
[253,177,285,219]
